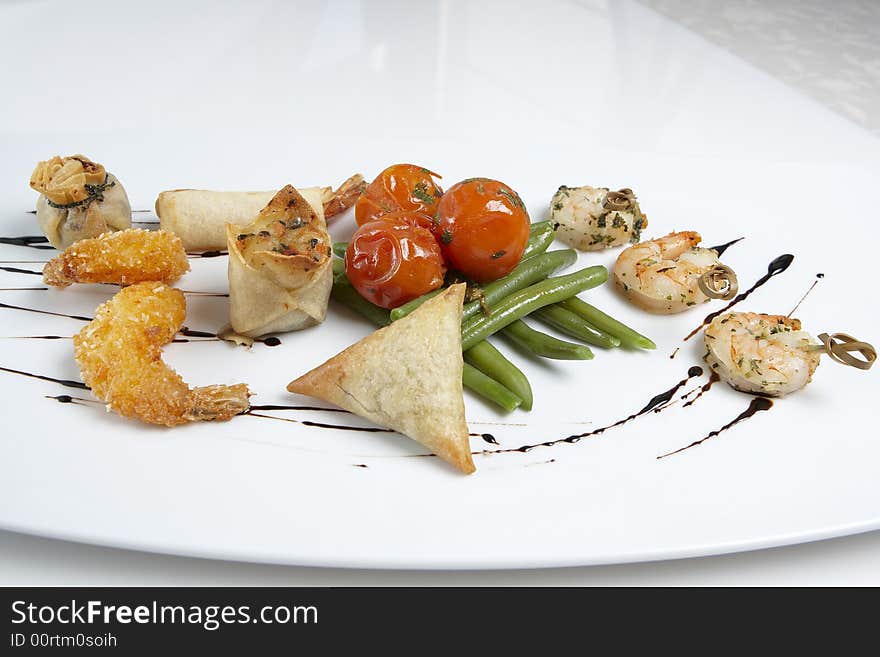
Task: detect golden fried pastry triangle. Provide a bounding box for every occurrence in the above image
[287,283,475,474]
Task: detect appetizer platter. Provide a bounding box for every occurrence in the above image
[1,149,877,569]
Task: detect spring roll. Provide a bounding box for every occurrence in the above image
[157,188,322,252]
[226,185,332,337]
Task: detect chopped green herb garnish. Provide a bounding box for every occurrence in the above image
[497,186,525,210]
[412,182,436,206]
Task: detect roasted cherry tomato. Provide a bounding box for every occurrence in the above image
[435,178,530,282]
[355,164,443,226]
[345,216,446,309]
[376,209,438,235]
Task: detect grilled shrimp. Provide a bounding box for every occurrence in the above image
[704,312,821,396]
[613,231,730,313]
[550,186,646,251]
[73,282,250,426]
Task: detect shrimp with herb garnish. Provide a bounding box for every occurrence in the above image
[550,185,647,251]
[613,231,733,313]
[703,312,821,396]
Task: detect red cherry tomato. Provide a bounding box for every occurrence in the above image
[375,210,438,235]
[355,164,443,226]
[435,178,530,283]
[345,216,446,309]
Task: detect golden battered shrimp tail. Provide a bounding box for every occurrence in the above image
[43,228,189,288]
[185,384,251,422]
[73,282,250,426]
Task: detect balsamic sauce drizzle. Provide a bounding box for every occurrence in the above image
[0,365,88,390]
[179,327,281,347]
[657,396,773,459]
[480,366,705,455]
[46,394,98,406]
[34,379,500,443]
[0,235,53,250]
[683,254,794,341]
[707,236,744,257]
[0,265,41,276]
[0,301,92,321]
[786,272,824,318]
[188,251,227,259]
[245,410,394,433]
[682,371,720,408]
[250,403,346,413]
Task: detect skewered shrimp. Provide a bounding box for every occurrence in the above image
[550,186,647,251]
[703,312,821,396]
[43,228,189,288]
[613,231,734,313]
[73,282,250,426]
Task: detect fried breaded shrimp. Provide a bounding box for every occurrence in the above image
[73,282,250,426]
[43,228,189,288]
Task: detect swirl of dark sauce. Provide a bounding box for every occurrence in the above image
[479,366,704,455]
[684,254,794,342]
[657,396,773,459]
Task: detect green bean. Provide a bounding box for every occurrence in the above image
[462,249,578,321]
[531,305,620,349]
[332,242,348,259]
[464,341,533,411]
[389,287,443,321]
[462,363,523,412]
[558,297,656,350]
[501,320,594,360]
[461,266,608,351]
[529,220,552,235]
[521,222,556,259]
[330,274,391,327]
[332,256,345,277]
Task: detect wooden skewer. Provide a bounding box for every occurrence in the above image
[698,264,738,300]
[805,332,876,370]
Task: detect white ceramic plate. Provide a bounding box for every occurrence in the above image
[1,0,878,568]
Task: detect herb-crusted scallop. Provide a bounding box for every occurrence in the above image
[550,186,647,251]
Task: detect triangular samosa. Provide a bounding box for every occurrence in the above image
[287,283,475,474]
